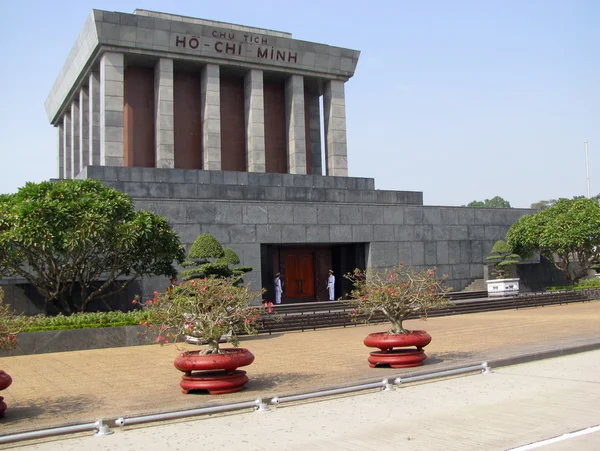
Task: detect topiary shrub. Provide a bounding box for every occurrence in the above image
[181,234,252,282]
[189,234,225,261]
[485,240,520,279]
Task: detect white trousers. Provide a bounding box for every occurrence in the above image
[328,286,334,301]
[275,290,282,304]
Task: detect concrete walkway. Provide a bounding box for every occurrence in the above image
[0,301,599,440]
[12,348,600,450]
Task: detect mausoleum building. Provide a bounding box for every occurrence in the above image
[46,9,358,179]
[41,9,532,305]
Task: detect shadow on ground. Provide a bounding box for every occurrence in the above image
[1,394,101,430]
[426,351,475,365]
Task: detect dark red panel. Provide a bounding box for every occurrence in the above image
[124,67,155,167]
[219,75,246,171]
[264,81,287,173]
[174,71,202,169]
[284,252,315,299]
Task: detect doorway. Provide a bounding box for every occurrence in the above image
[284,252,315,299]
[261,243,366,303]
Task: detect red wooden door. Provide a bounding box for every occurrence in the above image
[285,253,315,299]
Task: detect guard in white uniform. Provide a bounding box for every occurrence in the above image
[327,270,335,301]
[274,272,283,304]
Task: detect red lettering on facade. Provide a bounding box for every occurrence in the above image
[175,36,297,65]
[243,34,269,45]
[225,43,236,54]
[212,29,235,40]
[257,47,269,59]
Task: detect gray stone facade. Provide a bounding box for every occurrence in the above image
[244,69,266,173]
[99,52,125,166]
[46,9,360,181]
[35,10,534,308]
[75,166,529,297]
[45,9,360,123]
[201,63,221,170]
[154,58,175,168]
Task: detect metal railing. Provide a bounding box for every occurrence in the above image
[0,362,491,445]
[0,419,112,445]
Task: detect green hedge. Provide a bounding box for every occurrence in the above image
[16,310,151,332]
[546,278,600,291]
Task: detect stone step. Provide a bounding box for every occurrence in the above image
[463,279,486,292]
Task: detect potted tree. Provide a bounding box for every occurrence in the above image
[180,234,253,344]
[0,288,27,417]
[142,277,269,395]
[484,240,521,297]
[345,263,451,368]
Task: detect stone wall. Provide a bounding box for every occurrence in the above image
[77,166,531,297]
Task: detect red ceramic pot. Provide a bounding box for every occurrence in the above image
[368,349,427,368]
[364,331,432,352]
[174,348,255,374]
[0,370,12,418]
[180,370,249,395]
[0,371,11,391]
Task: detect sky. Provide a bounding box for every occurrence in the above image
[0,0,598,208]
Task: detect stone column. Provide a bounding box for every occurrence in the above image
[155,58,175,168]
[70,100,80,178]
[89,71,101,166]
[63,114,72,179]
[306,92,323,176]
[323,80,348,176]
[200,64,221,170]
[79,86,89,173]
[244,69,265,172]
[57,123,64,179]
[100,52,124,166]
[285,75,307,175]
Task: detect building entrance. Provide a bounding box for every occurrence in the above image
[284,252,315,299]
[261,243,366,303]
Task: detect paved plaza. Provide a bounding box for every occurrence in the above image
[11,348,600,450]
[0,301,599,447]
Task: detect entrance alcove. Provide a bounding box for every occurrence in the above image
[260,243,366,303]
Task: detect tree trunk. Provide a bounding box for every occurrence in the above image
[389,317,408,335]
[201,339,220,355]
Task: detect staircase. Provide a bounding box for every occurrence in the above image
[463,279,486,292]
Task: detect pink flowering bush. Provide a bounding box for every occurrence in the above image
[0,288,28,350]
[345,263,452,335]
[141,277,265,355]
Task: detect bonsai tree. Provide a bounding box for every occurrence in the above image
[345,263,452,335]
[485,240,521,279]
[181,234,252,283]
[142,277,269,355]
[0,180,185,313]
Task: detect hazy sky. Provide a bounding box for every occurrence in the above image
[0,0,597,208]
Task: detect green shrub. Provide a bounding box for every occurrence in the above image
[485,240,520,279]
[181,233,252,283]
[546,278,600,291]
[20,310,150,332]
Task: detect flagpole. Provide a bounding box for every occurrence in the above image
[585,140,590,198]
